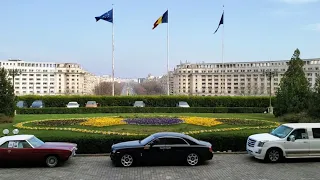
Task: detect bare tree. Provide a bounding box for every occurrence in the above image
[93,82,123,95]
[133,83,147,95]
[133,81,166,95]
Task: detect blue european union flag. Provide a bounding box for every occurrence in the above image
[95,9,113,23]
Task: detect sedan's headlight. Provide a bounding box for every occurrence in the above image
[257,141,268,147]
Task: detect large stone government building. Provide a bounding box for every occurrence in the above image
[171,58,320,96]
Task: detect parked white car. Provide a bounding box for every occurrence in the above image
[133,101,145,107]
[66,102,80,108]
[246,123,320,163]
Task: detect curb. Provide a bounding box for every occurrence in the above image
[213,151,247,154]
[75,151,248,157]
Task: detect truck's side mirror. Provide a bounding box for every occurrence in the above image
[288,135,295,142]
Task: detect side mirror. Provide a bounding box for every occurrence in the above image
[288,135,295,142]
[148,142,154,147]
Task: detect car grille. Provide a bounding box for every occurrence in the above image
[247,138,256,147]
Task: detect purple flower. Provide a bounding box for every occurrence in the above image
[124,118,183,125]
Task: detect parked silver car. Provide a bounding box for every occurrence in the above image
[176,101,190,108]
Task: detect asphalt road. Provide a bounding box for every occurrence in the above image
[0,154,319,180]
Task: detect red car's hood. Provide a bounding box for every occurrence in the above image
[38,142,77,150]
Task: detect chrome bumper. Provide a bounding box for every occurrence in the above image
[71,147,77,157]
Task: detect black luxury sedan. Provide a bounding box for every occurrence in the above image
[110,132,213,167]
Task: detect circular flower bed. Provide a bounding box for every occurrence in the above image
[13,116,281,136]
[123,117,183,125]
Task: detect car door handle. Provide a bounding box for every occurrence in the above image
[7,150,11,153]
[303,141,308,143]
[166,147,171,149]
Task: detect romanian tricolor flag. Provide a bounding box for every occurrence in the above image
[152,10,168,30]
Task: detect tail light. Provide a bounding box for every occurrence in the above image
[209,146,213,152]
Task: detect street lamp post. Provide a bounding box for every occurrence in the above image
[263,70,278,114]
[8,68,22,93]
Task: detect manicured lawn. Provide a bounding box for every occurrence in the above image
[0,113,279,139]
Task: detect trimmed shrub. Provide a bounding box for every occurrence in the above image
[17,95,275,108]
[0,113,13,123]
[38,129,270,154]
[16,107,267,114]
[279,112,320,123]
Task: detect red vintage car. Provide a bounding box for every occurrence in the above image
[0,134,77,167]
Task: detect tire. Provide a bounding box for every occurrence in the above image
[265,148,283,163]
[118,154,134,167]
[186,153,200,166]
[45,155,59,167]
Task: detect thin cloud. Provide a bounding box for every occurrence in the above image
[303,23,320,31]
[269,9,304,17]
[278,0,319,4]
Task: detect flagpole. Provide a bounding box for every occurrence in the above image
[112,4,115,96]
[222,5,224,65]
[221,5,227,95]
[222,5,226,95]
[166,9,170,96]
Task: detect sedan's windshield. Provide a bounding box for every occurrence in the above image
[27,136,45,148]
[16,101,24,107]
[32,101,42,106]
[140,135,155,145]
[134,101,143,105]
[68,102,78,105]
[179,102,188,105]
[87,101,96,105]
[270,125,293,138]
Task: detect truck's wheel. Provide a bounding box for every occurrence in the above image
[265,148,283,163]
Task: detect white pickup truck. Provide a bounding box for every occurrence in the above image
[246,123,320,162]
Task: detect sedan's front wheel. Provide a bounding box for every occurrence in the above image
[120,154,134,167]
[186,153,200,166]
[45,155,59,167]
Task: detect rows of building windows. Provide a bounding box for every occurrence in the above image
[172,58,320,96]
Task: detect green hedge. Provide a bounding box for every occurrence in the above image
[37,130,268,154]
[16,107,267,114]
[17,95,275,108]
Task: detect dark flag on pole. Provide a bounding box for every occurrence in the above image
[95,9,113,23]
[213,11,224,34]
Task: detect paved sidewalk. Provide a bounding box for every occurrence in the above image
[0,154,319,180]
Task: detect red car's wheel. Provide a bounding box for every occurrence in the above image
[45,155,59,167]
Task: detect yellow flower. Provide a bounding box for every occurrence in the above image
[180,117,223,127]
[80,117,126,127]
